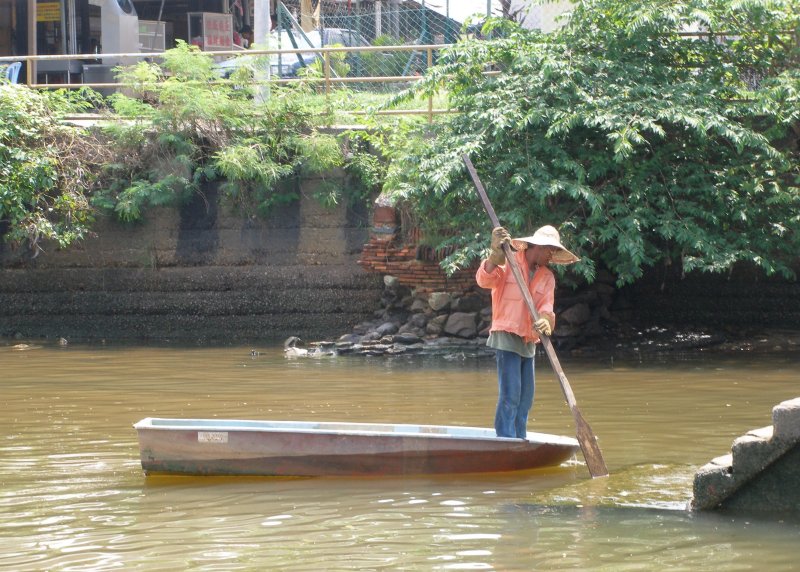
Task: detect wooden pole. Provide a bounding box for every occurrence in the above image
[27,0,36,85]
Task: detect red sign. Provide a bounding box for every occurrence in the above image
[203,14,233,50]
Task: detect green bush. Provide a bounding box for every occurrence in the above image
[376,0,800,285]
[0,85,97,251]
[95,41,346,222]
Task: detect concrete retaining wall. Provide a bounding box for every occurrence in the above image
[0,176,383,343]
[2,174,799,345]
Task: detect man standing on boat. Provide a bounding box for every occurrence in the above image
[476,225,579,439]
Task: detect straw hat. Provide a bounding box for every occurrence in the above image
[511,225,580,265]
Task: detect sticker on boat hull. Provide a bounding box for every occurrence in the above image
[198,431,228,443]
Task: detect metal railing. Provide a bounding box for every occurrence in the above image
[0,43,454,123]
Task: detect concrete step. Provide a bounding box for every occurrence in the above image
[691,397,800,511]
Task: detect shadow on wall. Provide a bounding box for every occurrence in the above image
[175,179,309,266]
[0,175,382,342]
[176,183,220,265]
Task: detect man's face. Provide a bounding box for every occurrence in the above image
[526,245,557,267]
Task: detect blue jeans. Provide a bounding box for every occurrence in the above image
[494,349,535,439]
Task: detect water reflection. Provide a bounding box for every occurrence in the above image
[0,342,798,570]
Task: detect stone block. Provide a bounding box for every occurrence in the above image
[560,302,591,325]
[443,312,478,338]
[709,453,733,467]
[746,425,774,440]
[428,292,451,312]
[691,455,736,510]
[731,427,785,476]
[453,293,486,313]
[554,324,583,337]
[772,397,800,440]
[721,444,800,512]
[408,313,428,328]
[426,315,448,335]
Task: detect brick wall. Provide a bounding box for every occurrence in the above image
[358,235,477,294]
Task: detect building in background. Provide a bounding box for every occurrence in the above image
[509,0,572,32]
[0,0,569,85]
[0,0,273,83]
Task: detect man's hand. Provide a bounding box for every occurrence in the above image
[489,227,511,266]
[534,317,553,337]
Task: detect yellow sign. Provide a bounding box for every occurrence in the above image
[37,2,61,22]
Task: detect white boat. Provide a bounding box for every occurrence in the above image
[133,418,580,477]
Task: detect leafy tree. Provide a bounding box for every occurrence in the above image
[375,0,800,286]
[0,85,99,252]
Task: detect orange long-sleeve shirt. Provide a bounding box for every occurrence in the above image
[475,249,556,344]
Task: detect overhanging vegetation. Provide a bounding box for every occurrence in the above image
[368,0,800,286]
[1,0,798,287]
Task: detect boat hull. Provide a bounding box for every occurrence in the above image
[133,418,580,477]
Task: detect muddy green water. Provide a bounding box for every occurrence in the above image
[1,342,798,571]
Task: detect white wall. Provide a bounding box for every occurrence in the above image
[510,0,573,32]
